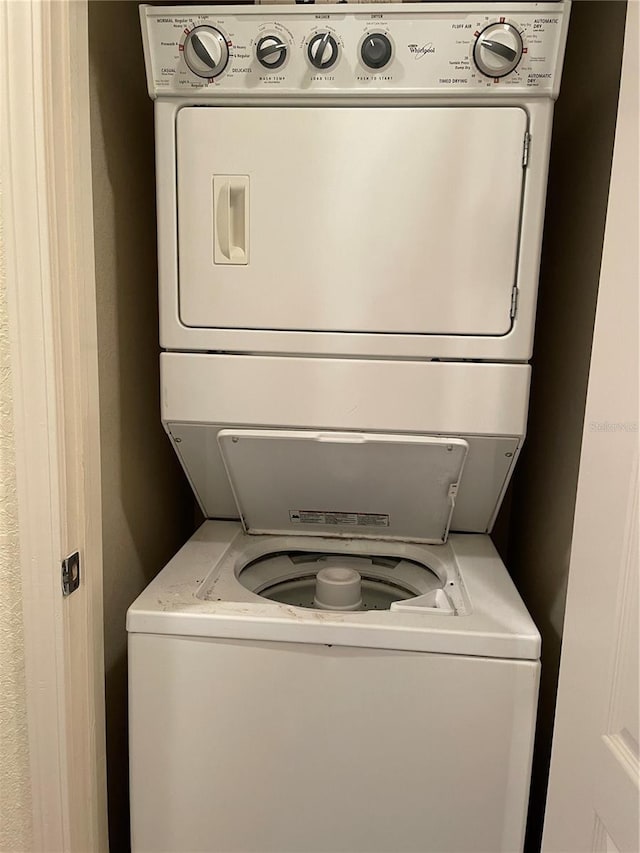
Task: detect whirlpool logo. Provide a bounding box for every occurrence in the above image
[408,42,436,59]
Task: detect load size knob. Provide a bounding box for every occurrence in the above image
[256,35,287,69]
[361,33,393,70]
[307,32,339,70]
[184,26,229,78]
[474,23,523,78]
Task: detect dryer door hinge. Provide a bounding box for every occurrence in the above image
[510,286,519,319]
[522,132,531,167]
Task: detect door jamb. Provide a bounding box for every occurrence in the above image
[1,1,108,850]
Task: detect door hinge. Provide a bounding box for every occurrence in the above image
[522,132,531,167]
[62,551,80,597]
[510,286,519,319]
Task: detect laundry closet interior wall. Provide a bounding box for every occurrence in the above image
[89,2,198,849]
[87,1,627,850]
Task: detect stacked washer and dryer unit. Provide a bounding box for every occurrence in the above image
[131,4,569,851]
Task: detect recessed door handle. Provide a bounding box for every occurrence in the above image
[214,175,249,265]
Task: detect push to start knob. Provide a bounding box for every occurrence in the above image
[307,32,339,70]
[361,33,393,70]
[184,26,229,78]
[474,23,523,78]
[256,35,288,69]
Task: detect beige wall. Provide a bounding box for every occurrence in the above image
[504,2,628,848]
[0,185,33,851]
[89,2,196,849]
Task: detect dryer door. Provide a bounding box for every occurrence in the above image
[176,106,527,337]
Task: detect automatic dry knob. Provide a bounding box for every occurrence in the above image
[474,23,523,78]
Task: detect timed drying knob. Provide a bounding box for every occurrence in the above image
[474,23,523,78]
[307,32,339,70]
[361,33,393,70]
[184,26,230,78]
[256,35,288,69]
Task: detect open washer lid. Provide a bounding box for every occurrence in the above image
[217,429,468,544]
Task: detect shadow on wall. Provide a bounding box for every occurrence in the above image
[505,2,627,851]
[89,2,198,851]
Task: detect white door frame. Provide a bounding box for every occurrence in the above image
[542,4,639,851]
[0,1,108,850]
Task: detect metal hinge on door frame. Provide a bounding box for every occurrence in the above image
[510,286,519,319]
[522,132,531,167]
[61,550,81,596]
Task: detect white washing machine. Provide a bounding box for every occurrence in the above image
[129,522,540,853]
[129,4,569,852]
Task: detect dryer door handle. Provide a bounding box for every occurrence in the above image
[214,175,249,265]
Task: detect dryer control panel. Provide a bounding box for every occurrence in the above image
[141,3,569,99]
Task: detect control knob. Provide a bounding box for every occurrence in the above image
[256,35,288,69]
[307,32,339,70]
[473,23,523,78]
[184,26,229,79]
[361,33,393,70]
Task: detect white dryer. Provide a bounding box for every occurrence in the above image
[129,4,569,852]
[142,2,569,362]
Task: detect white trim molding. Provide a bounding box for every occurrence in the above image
[0,1,108,851]
[542,4,639,849]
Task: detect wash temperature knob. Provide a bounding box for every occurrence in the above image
[256,35,288,69]
[473,23,523,78]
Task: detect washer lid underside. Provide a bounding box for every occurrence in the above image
[218,429,469,545]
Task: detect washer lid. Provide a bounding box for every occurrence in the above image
[217,429,468,544]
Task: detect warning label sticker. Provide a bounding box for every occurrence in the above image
[289,510,389,528]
